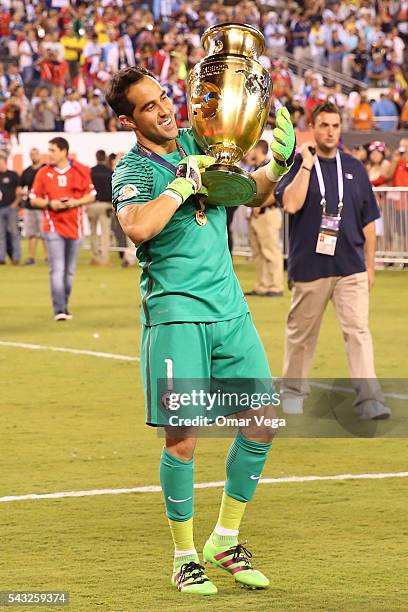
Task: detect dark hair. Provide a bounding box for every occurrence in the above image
[312,102,341,124]
[96,149,106,162]
[256,139,269,155]
[105,66,154,117]
[49,136,69,153]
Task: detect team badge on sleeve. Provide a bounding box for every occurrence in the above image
[118,184,140,201]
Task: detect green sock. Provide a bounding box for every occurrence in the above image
[160,448,197,572]
[225,432,272,503]
[210,434,272,549]
[159,447,194,521]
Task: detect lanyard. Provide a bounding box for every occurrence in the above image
[136,140,205,216]
[136,141,187,174]
[314,151,344,218]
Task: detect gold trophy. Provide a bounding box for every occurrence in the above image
[187,23,273,206]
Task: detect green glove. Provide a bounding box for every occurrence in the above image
[266,107,296,182]
[165,154,215,205]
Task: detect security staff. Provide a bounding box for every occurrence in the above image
[89,150,113,265]
[244,140,284,297]
[275,102,390,420]
[0,151,22,265]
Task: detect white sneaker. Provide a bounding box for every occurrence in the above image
[64,311,73,320]
[356,401,391,420]
[54,312,68,321]
[281,397,304,414]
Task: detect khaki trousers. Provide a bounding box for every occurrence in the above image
[124,235,137,265]
[86,202,112,262]
[249,207,283,293]
[282,272,384,405]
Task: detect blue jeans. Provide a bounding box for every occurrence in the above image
[44,232,82,314]
[0,206,21,263]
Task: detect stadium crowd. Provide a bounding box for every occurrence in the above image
[0,0,408,145]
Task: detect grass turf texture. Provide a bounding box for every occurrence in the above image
[1,253,407,611]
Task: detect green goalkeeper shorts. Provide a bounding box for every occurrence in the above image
[140,313,273,427]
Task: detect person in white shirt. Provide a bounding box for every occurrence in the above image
[389,27,405,65]
[106,36,135,74]
[19,29,38,83]
[309,19,326,66]
[60,89,83,133]
[264,13,287,54]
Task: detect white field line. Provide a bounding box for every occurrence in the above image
[1,341,407,400]
[308,380,408,401]
[0,341,139,362]
[1,472,408,504]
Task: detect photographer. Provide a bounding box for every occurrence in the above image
[31,88,59,131]
[383,139,408,186]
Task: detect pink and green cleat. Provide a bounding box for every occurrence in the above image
[171,561,218,595]
[203,539,270,589]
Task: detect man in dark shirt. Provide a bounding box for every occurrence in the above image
[291,12,310,61]
[88,149,113,265]
[21,147,45,265]
[0,151,22,264]
[275,102,390,421]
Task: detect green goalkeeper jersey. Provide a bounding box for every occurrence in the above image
[112,128,248,326]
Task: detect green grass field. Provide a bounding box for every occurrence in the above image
[1,254,407,611]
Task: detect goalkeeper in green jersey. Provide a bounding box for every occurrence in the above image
[106,66,295,596]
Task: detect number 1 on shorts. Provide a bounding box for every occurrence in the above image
[164,358,174,391]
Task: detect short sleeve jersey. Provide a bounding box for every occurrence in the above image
[31,161,96,239]
[275,151,380,282]
[0,171,20,208]
[112,128,248,326]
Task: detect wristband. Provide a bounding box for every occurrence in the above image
[162,189,183,208]
[265,159,285,183]
[302,165,312,172]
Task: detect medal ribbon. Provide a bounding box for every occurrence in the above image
[314,150,344,219]
[136,141,187,173]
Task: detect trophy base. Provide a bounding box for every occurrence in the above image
[202,164,257,207]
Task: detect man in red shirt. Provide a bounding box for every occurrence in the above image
[30,137,96,320]
[389,139,408,191]
[382,138,408,256]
